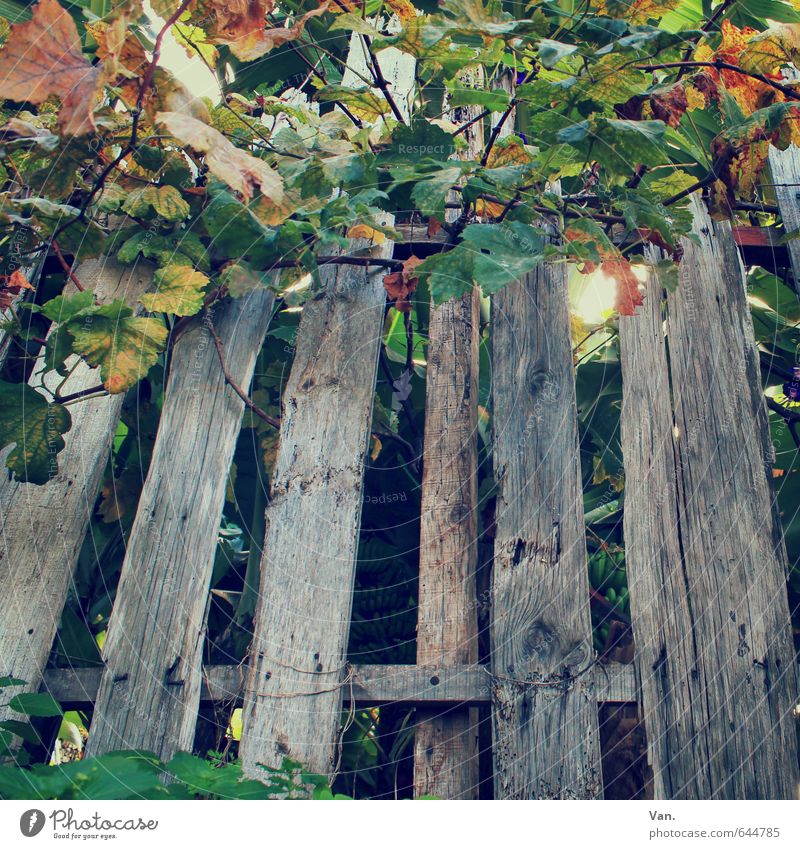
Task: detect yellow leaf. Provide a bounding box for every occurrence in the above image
[157,111,284,203]
[70,314,168,394]
[475,198,506,218]
[384,0,416,21]
[122,185,190,222]
[140,265,209,316]
[347,224,385,242]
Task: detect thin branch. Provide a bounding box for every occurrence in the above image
[636,60,800,101]
[56,384,107,404]
[51,240,86,292]
[268,255,403,271]
[361,34,406,124]
[454,108,492,137]
[206,309,280,429]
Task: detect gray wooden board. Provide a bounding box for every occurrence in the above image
[0,258,152,727]
[43,661,637,705]
[413,75,484,801]
[619,264,710,799]
[239,226,396,778]
[414,291,481,799]
[85,287,275,760]
[490,261,603,799]
[654,194,799,798]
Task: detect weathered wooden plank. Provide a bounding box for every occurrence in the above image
[42,661,638,706]
[0,258,152,728]
[490,261,603,799]
[414,291,481,799]
[619,264,708,799]
[239,226,396,778]
[413,92,483,799]
[85,287,275,759]
[768,143,800,282]
[653,194,799,798]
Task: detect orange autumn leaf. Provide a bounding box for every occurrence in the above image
[384,0,417,22]
[696,20,779,113]
[193,0,329,61]
[0,0,102,136]
[475,198,506,218]
[649,83,688,129]
[384,256,422,313]
[603,259,644,317]
[87,20,149,78]
[427,217,442,237]
[347,224,386,242]
[0,269,34,310]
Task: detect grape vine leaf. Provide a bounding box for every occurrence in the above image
[157,112,285,203]
[67,305,169,394]
[0,381,72,484]
[140,264,209,315]
[0,0,102,136]
[122,185,191,222]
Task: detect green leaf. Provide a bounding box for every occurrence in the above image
[220,263,272,298]
[7,692,63,718]
[447,86,510,112]
[41,290,95,323]
[410,166,462,218]
[315,85,390,121]
[537,38,578,69]
[0,381,71,484]
[387,118,457,163]
[0,719,42,744]
[418,222,545,303]
[68,308,168,394]
[140,264,209,315]
[117,230,209,271]
[122,185,190,222]
[0,677,26,688]
[557,117,667,172]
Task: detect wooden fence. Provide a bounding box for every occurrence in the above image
[1,37,799,800]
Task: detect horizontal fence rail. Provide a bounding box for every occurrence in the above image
[42,662,638,706]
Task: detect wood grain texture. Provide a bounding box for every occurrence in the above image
[413,71,485,801]
[239,226,395,779]
[619,265,708,799]
[414,291,481,799]
[768,143,800,285]
[490,262,603,799]
[655,194,798,798]
[43,661,638,705]
[0,258,152,727]
[85,288,274,759]
[414,79,485,799]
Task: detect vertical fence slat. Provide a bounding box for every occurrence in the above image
[619,267,706,798]
[0,259,152,725]
[85,287,274,759]
[490,261,603,799]
[768,144,800,282]
[657,194,797,797]
[239,227,395,778]
[413,87,483,799]
[413,291,481,798]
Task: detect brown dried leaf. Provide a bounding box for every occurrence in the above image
[0,0,102,136]
[157,111,284,202]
